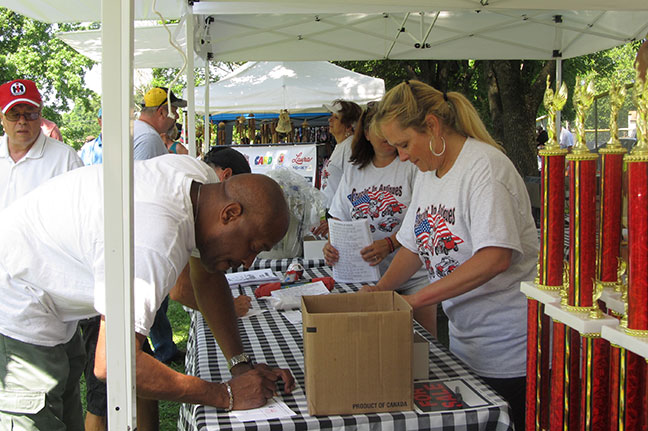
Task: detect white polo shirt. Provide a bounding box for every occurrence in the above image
[0,132,83,210]
[0,154,218,346]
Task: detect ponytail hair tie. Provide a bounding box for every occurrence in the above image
[443,91,449,102]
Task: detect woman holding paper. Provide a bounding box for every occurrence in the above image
[312,100,363,238]
[323,102,437,334]
[364,80,538,431]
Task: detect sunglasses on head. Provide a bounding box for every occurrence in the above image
[4,110,41,122]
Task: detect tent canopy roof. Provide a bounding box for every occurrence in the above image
[197,9,648,61]
[9,1,648,64]
[188,61,385,114]
[5,1,648,24]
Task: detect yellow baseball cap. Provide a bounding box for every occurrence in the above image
[142,87,187,108]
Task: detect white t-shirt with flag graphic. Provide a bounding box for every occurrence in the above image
[329,157,427,294]
[397,138,539,378]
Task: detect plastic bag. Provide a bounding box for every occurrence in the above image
[257,168,326,259]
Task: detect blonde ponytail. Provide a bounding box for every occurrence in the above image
[373,80,502,152]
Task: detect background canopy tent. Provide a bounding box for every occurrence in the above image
[57,22,206,69]
[188,61,385,115]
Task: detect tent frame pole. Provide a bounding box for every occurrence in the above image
[102,0,136,428]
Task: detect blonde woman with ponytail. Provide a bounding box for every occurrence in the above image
[363,80,538,431]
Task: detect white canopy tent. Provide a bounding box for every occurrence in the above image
[1,0,647,428]
[53,5,648,62]
[189,61,385,115]
[57,22,206,69]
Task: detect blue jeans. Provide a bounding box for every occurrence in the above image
[149,296,179,363]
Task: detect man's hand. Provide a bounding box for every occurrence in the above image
[227,364,295,410]
[234,295,251,317]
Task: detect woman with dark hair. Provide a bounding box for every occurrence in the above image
[323,102,436,334]
[366,80,539,431]
[319,99,362,207]
[312,99,362,237]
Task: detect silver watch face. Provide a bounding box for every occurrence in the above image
[228,353,251,369]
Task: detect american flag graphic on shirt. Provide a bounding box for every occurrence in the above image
[348,190,406,220]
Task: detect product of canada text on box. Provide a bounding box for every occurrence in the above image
[302,291,413,415]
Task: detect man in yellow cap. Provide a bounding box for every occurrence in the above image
[134,86,186,160]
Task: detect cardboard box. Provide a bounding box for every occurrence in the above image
[302,237,327,260]
[413,332,430,380]
[302,291,413,415]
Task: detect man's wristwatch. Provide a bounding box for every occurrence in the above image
[227,353,252,370]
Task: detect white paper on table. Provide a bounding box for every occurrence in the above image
[328,218,381,283]
[281,310,303,325]
[225,269,280,288]
[239,308,268,319]
[229,396,296,422]
[270,280,330,299]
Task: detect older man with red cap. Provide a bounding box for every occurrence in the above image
[0,79,82,210]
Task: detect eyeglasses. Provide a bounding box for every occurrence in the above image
[4,110,41,122]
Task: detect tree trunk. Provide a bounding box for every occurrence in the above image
[483,60,554,177]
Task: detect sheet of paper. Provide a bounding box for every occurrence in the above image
[239,308,267,319]
[328,218,381,283]
[281,310,303,325]
[270,281,330,299]
[225,269,280,288]
[229,397,296,422]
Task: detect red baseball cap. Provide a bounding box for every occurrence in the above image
[0,79,42,114]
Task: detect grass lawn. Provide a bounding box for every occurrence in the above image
[80,300,192,431]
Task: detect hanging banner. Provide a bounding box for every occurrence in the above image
[234,144,318,185]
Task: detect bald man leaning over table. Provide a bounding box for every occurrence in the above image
[0,154,295,431]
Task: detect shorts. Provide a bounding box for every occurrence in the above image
[79,317,155,417]
[79,316,106,417]
[0,329,86,431]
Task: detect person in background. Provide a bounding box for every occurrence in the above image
[162,122,188,155]
[323,102,436,334]
[203,146,251,180]
[135,86,185,160]
[40,116,63,142]
[365,80,538,431]
[0,78,82,209]
[536,125,548,146]
[0,155,295,430]
[536,125,548,172]
[559,121,574,150]
[79,108,103,165]
[313,99,362,237]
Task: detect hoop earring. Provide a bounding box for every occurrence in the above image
[429,136,446,157]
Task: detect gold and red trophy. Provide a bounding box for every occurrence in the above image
[597,81,628,294]
[595,81,627,431]
[559,79,611,431]
[526,77,568,431]
[618,68,648,431]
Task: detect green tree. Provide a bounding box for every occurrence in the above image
[338,42,641,177]
[0,8,99,144]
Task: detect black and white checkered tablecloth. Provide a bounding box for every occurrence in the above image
[178,267,514,431]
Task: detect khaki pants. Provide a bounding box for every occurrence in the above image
[0,329,85,431]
